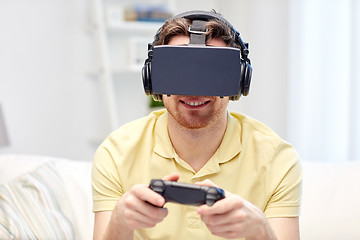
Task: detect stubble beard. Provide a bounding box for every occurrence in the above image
[169,110,211,129]
[166,103,226,130]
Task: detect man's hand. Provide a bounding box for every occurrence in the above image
[97,173,180,240]
[115,184,167,229]
[196,179,276,240]
[115,173,180,230]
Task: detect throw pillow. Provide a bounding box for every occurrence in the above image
[0,161,77,239]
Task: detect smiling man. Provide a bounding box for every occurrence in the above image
[92,10,302,240]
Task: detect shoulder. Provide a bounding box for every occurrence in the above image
[114,109,165,134]
[98,110,166,155]
[110,110,165,142]
[229,111,299,164]
[229,111,281,141]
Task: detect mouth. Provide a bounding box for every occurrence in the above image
[180,99,210,108]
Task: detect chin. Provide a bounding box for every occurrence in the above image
[177,117,212,129]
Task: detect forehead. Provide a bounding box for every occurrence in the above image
[167,35,227,47]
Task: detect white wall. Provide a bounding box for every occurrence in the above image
[0,0,290,161]
[0,0,100,161]
[221,0,290,139]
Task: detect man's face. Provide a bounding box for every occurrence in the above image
[162,35,230,129]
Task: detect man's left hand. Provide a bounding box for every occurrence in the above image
[196,179,276,240]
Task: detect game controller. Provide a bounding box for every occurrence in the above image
[149,179,225,206]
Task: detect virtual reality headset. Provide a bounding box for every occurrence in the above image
[142,10,252,101]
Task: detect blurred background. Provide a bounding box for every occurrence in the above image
[0,0,359,162]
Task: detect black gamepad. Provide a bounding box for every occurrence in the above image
[149,179,225,206]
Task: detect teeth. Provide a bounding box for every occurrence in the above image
[185,101,206,106]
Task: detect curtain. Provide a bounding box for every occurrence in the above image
[288,0,360,162]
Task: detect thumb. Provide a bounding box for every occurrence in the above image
[195,179,218,188]
[162,173,180,182]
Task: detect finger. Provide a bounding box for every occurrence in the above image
[162,173,180,182]
[142,202,169,220]
[206,218,247,239]
[200,210,245,238]
[198,195,243,216]
[127,217,157,229]
[195,179,218,187]
[123,194,168,226]
[132,184,165,207]
[133,204,169,224]
[125,206,168,229]
[210,230,240,239]
[132,196,169,220]
[200,207,246,228]
[209,222,243,235]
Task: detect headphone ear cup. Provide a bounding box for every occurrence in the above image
[230,59,249,101]
[231,60,247,101]
[143,60,163,102]
[242,63,252,96]
[142,62,152,96]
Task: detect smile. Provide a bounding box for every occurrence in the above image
[180,100,210,107]
[184,101,207,106]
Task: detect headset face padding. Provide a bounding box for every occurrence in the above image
[142,10,252,101]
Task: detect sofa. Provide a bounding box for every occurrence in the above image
[0,154,359,240]
[0,155,93,240]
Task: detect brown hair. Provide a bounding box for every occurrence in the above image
[154,17,241,49]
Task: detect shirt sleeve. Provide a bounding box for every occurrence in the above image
[91,140,123,212]
[264,142,303,218]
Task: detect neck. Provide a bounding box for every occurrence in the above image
[167,111,228,172]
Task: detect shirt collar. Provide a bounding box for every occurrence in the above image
[154,111,175,158]
[154,111,242,176]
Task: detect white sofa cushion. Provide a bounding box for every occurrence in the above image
[55,158,93,240]
[0,154,93,240]
[0,161,77,239]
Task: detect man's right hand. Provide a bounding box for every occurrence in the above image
[94,173,179,240]
[115,183,168,229]
[114,173,180,230]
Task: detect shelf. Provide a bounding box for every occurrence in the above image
[91,0,175,130]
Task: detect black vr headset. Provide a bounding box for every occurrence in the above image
[142,10,252,101]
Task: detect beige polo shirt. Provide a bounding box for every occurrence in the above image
[92,109,302,240]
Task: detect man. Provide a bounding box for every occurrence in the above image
[92,10,302,240]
